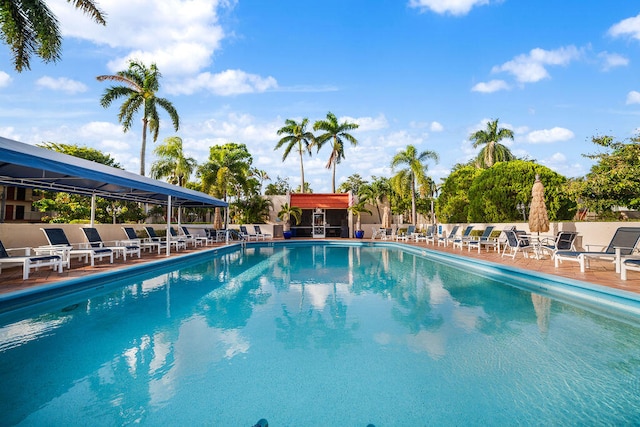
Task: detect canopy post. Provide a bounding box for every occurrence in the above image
[166,196,172,257]
[90,194,96,227]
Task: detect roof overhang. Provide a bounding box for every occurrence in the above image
[290,193,351,209]
[0,137,227,208]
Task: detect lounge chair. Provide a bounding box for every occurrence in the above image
[81,227,140,261]
[122,226,162,253]
[145,226,186,251]
[555,227,640,273]
[421,225,436,244]
[179,226,207,247]
[467,226,497,253]
[451,225,474,250]
[396,225,415,241]
[381,226,396,240]
[40,227,113,267]
[0,240,63,280]
[501,229,535,259]
[621,258,640,280]
[254,225,273,240]
[539,231,578,259]
[239,225,259,241]
[437,225,460,247]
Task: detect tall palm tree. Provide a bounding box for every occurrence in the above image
[469,118,515,168]
[251,168,271,194]
[275,118,315,193]
[313,112,359,192]
[1,0,106,72]
[390,145,439,225]
[150,136,197,187]
[97,60,180,176]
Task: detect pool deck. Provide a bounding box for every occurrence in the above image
[1,237,639,296]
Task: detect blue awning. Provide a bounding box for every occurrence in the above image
[0,137,227,208]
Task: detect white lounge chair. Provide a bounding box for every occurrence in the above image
[81,227,140,261]
[555,227,640,273]
[451,226,475,250]
[437,225,460,247]
[467,226,497,253]
[0,240,63,280]
[41,227,113,267]
[501,229,535,259]
[254,225,273,240]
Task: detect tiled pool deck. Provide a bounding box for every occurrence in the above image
[1,237,639,296]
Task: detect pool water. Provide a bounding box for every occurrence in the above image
[1,243,640,426]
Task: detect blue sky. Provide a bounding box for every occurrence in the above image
[2,0,640,193]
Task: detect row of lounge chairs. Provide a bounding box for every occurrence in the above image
[374,223,640,280]
[0,225,224,280]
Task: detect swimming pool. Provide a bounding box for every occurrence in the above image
[1,241,640,425]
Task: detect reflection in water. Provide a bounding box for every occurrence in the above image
[1,244,640,425]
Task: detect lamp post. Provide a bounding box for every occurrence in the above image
[516,202,527,221]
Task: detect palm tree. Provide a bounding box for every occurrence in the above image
[97,60,180,176]
[469,118,515,168]
[348,200,372,233]
[390,145,439,225]
[150,136,197,187]
[252,168,271,194]
[313,112,359,192]
[1,0,106,72]
[277,203,302,232]
[275,118,315,193]
[198,143,252,202]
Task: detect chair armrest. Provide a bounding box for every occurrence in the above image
[5,246,33,256]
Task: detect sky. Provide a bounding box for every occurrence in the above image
[2,0,640,193]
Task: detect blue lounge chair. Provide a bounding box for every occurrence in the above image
[122,226,162,253]
[239,225,258,241]
[555,227,640,273]
[467,226,497,253]
[452,225,474,250]
[41,227,113,267]
[437,225,460,247]
[180,225,208,246]
[254,225,273,240]
[501,229,535,259]
[145,226,186,251]
[539,231,578,259]
[0,240,63,280]
[81,227,140,261]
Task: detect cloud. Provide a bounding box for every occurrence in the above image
[344,114,389,132]
[471,79,509,93]
[50,0,232,77]
[526,127,574,143]
[430,121,444,132]
[598,52,628,71]
[170,70,278,95]
[36,76,88,94]
[491,46,582,83]
[608,13,640,41]
[407,0,491,16]
[626,91,640,105]
[0,71,11,88]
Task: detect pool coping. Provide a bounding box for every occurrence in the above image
[1,240,639,321]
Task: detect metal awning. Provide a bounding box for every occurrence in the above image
[0,137,227,208]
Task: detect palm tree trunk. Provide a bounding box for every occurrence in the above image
[411,176,417,225]
[332,162,336,193]
[299,151,306,194]
[140,118,148,176]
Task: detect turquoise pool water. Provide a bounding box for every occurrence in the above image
[1,242,640,425]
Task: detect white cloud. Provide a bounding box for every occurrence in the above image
[344,114,389,132]
[0,71,11,88]
[430,121,444,132]
[598,52,628,71]
[626,91,640,105]
[408,0,491,16]
[526,127,574,143]
[50,0,232,77]
[491,46,582,83]
[608,13,640,41]
[36,76,88,94]
[170,70,277,96]
[471,79,509,93]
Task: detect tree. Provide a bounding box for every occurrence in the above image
[150,136,196,187]
[348,200,372,232]
[293,182,313,193]
[467,160,575,222]
[275,118,315,193]
[1,0,106,72]
[277,203,302,232]
[390,145,439,225]
[469,118,515,168]
[436,165,482,223]
[313,112,359,192]
[97,60,180,176]
[231,196,273,224]
[252,168,271,194]
[197,143,252,202]
[265,176,291,195]
[573,135,640,216]
[337,173,368,195]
